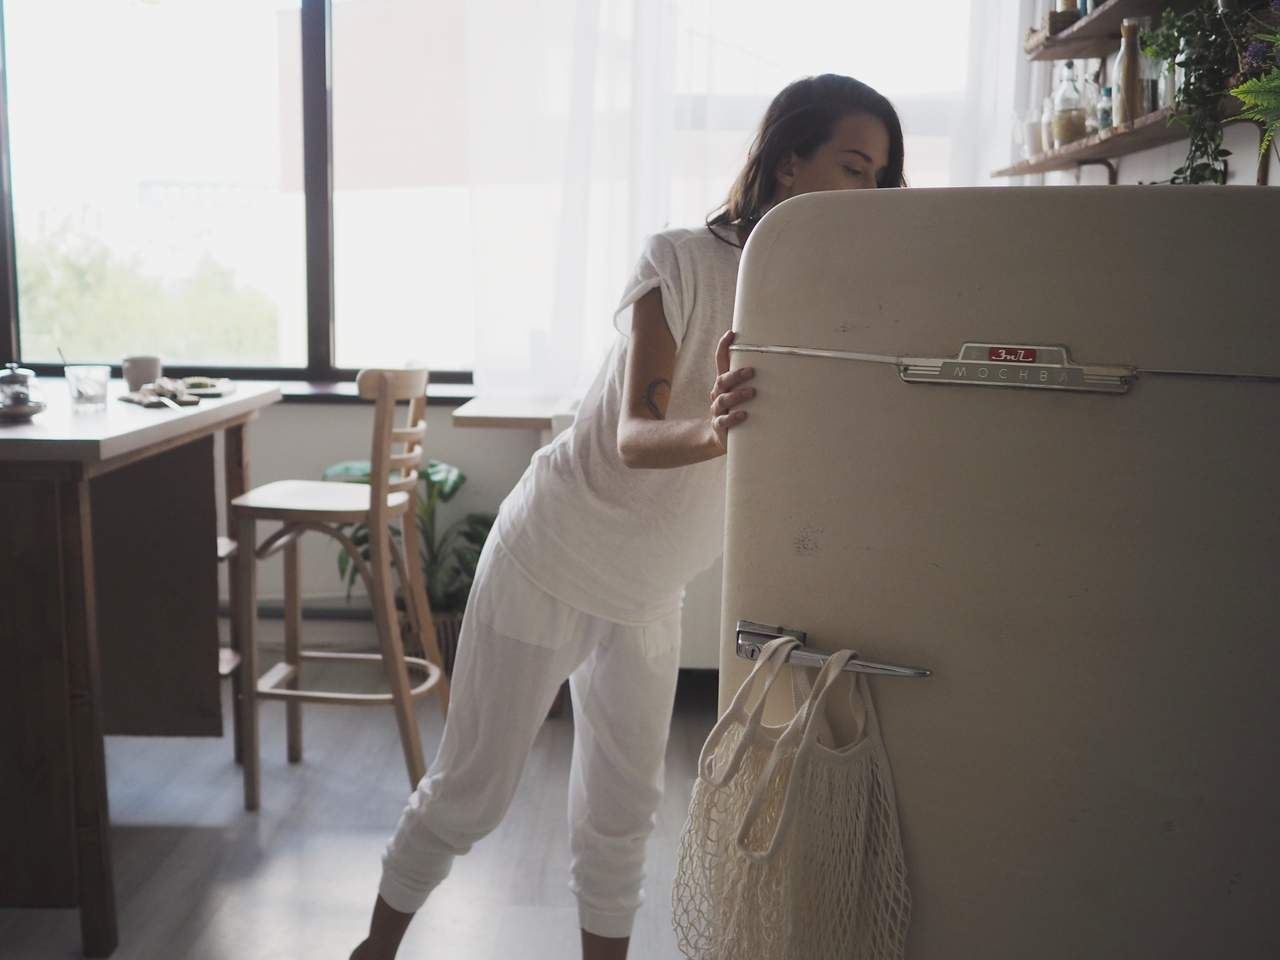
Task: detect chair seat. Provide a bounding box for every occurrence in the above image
[232,480,410,523]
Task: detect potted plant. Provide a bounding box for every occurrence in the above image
[322,458,495,675]
[1143,1,1280,182]
[1231,11,1280,156]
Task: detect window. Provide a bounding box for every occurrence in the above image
[4,0,307,368]
[0,0,974,385]
[667,0,974,229]
[326,0,475,372]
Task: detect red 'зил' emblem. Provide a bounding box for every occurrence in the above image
[988,347,1037,363]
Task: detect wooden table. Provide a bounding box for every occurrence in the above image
[450,394,580,453]
[0,379,280,957]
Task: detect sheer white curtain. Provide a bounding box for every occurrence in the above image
[949,1,1084,187]
[455,0,977,400]
[461,0,680,400]
[950,0,1039,186]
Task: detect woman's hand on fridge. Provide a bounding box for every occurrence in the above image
[709,330,755,455]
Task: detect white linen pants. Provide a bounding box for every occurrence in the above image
[379,537,682,939]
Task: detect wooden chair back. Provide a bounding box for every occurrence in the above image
[355,368,428,525]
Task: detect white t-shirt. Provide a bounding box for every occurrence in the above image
[495,225,743,625]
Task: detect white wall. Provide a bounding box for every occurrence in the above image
[1040,124,1280,187]
[214,401,724,668]
[1039,122,1280,185]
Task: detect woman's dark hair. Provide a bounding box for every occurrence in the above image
[707,74,905,242]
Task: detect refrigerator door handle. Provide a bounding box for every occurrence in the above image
[736,619,932,678]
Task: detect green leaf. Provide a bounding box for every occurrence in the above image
[425,460,465,502]
[322,459,372,483]
[1230,66,1280,160]
[322,456,492,613]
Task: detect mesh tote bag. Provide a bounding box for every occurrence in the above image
[673,637,912,959]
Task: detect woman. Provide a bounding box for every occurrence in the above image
[352,73,905,960]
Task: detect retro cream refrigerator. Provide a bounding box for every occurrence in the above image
[717,187,1279,959]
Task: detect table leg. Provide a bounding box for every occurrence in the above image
[225,423,249,764]
[60,475,118,957]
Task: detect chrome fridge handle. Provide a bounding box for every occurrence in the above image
[735,620,931,679]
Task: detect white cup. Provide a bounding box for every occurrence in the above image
[122,355,162,392]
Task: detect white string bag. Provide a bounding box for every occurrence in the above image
[673,636,912,960]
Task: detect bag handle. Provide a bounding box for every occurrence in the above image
[698,635,801,786]
[735,648,856,862]
[791,661,869,750]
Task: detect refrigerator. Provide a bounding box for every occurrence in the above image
[717,186,1280,959]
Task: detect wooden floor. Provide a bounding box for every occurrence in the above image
[0,619,719,960]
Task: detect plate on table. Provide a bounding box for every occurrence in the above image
[181,377,236,397]
[120,391,200,409]
[0,400,45,422]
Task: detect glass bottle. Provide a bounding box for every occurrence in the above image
[1024,107,1044,158]
[1158,38,1182,110]
[1137,17,1161,116]
[1052,60,1087,148]
[1041,95,1054,155]
[1113,18,1141,127]
[1014,106,1043,160]
[1097,86,1114,132]
[1081,64,1101,135]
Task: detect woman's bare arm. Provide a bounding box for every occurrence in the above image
[616,288,754,469]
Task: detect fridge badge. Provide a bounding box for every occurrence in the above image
[900,343,1134,394]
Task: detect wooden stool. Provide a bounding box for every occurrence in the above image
[231,369,449,811]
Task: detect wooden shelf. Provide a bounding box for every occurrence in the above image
[992,107,1185,177]
[1026,0,1193,62]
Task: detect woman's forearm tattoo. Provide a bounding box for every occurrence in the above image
[643,378,672,419]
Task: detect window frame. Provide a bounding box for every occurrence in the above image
[0,0,472,387]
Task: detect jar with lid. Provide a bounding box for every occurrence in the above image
[1097,86,1114,131]
[1052,60,1088,148]
[0,362,45,420]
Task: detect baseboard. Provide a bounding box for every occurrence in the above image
[217,594,373,621]
[217,594,374,653]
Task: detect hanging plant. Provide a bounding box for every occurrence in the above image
[1142,1,1260,184]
